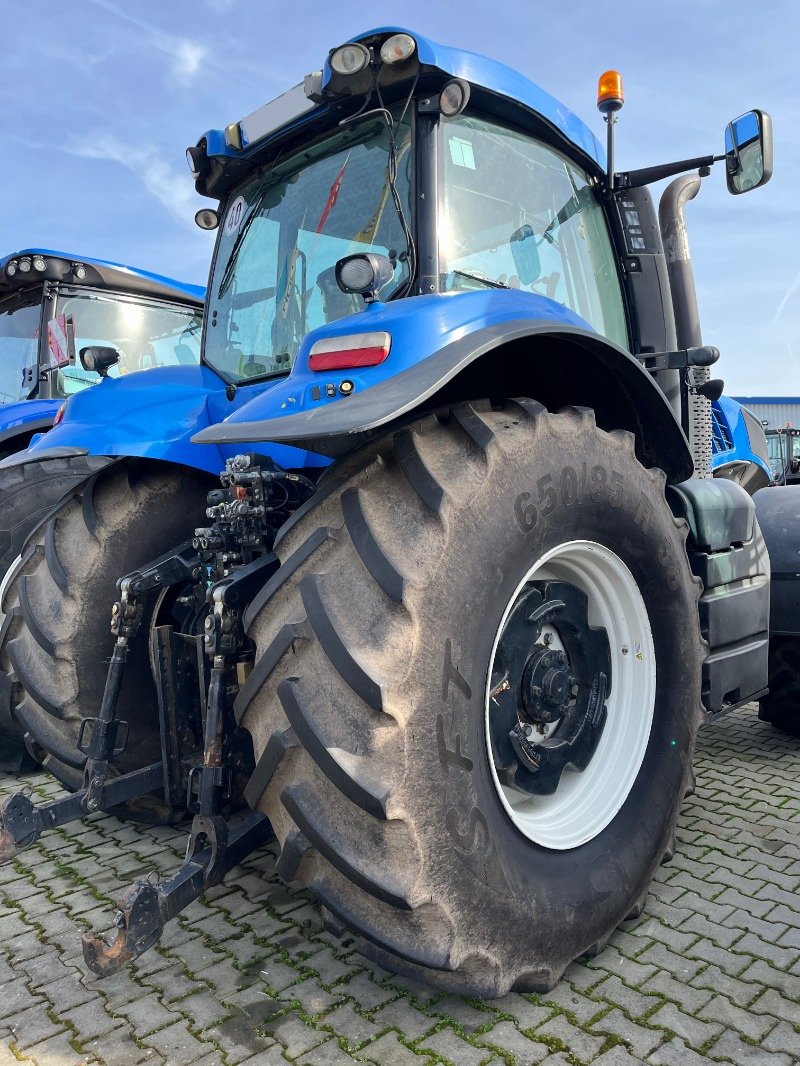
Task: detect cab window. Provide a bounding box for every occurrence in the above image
[439,113,628,350]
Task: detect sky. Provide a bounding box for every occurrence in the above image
[2,0,798,394]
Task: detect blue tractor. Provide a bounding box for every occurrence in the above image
[710,395,772,491]
[709,400,800,735]
[0,30,779,994]
[0,250,204,584]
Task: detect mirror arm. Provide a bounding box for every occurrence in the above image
[615,153,726,191]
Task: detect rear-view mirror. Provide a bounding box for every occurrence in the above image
[510,224,541,286]
[725,109,773,194]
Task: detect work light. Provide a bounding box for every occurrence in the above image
[329,42,370,76]
[380,34,416,65]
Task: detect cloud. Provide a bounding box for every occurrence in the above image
[86,0,208,86]
[66,135,198,229]
[171,39,208,86]
[775,272,800,323]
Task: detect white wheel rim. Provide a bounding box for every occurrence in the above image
[485,540,656,850]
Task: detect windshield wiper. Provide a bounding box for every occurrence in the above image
[451,270,510,291]
[217,151,286,300]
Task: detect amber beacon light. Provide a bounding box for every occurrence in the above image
[597,70,624,114]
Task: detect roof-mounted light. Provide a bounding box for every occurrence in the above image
[5,260,17,278]
[309,331,391,372]
[329,42,371,76]
[18,258,31,274]
[597,70,624,114]
[73,264,87,281]
[440,79,471,117]
[33,256,47,272]
[380,33,416,65]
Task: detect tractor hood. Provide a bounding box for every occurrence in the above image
[17,364,325,475]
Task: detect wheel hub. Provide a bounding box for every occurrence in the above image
[488,580,611,797]
[522,645,573,723]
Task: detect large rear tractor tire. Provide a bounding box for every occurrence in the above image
[0,454,113,770]
[0,460,213,798]
[0,454,112,587]
[240,400,705,997]
[759,637,800,736]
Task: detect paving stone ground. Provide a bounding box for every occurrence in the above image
[1,704,799,1065]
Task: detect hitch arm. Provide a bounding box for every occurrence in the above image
[82,810,271,975]
[0,762,163,863]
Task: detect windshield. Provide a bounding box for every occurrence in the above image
[767,430,800,478]
[204,112,413,384]
[50,290,203,397]
[439,113,628,350]
[0,290,41,404]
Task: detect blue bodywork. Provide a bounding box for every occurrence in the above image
[195,290,599,434]
[27,289,586,470]
[0,399,62,449]
[24,364,324,474]
[711,395,772,482]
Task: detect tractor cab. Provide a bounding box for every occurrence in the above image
[0,250,204,454]
[188,28,771,472]
[766,426,800,484]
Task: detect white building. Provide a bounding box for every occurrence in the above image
[731,397,800,429]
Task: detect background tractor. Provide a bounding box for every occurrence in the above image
[0,249,204,596]
[0,29,786,997]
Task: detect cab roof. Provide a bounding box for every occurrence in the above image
[0,249,205,306]
[193,28,605,199]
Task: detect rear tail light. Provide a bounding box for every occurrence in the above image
[53,403,67,426]
[308,331,390,372]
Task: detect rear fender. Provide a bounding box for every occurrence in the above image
[195,297,693,483]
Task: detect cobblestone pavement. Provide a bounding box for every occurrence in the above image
[1,704,799,1065]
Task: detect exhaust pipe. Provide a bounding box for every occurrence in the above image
[658,175,712,478]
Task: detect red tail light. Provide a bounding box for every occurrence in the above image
[308,331,391,372]
[53,402,67,426]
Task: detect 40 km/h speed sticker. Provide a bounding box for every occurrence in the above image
[224,196,247,236]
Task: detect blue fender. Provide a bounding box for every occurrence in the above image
[195,289,693,482]
[0,399,61,450]
[15,365,327,475]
